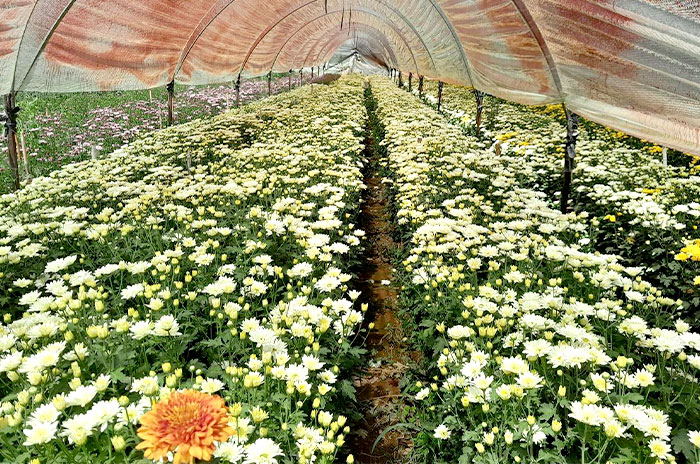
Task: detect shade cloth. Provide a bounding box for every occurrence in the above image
[1,0,698,153]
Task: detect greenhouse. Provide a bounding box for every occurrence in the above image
[1,1,700,463]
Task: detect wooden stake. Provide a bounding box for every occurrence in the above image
[20,130,29,177]
[437,81,444,113]
[3,93,20,190]
[561,106,579,213]
[267,71,272,96]
[474,89,485,136]
[418,75,424,97]
[166,80,175,126]
[408,73,412,92]
[235,75,241,107]
[398,71,403,88]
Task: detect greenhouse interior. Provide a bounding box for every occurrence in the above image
[1,1,700,463]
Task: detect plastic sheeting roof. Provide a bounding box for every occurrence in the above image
[1,0,699,154]
[326,37,394,75]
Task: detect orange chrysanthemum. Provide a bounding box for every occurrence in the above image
[136,390,234,464]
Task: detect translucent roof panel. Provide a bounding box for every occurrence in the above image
[1,0,699,154]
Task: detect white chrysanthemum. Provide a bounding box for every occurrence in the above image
[44,255,77,274]
[433,424,451,440]
[23,421,58,446]
[243,438,283,464]
[215,441,246,463]
[200,378,225,394]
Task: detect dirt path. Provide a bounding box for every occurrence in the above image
[348,86,413,464]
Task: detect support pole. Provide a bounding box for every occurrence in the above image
[2,93,20,190]
[311,67,314,80]
[288,70,292,91]
[474,89,485,136]
[267,71,272,96]
[662,147,668,167]
[398,71,403,88]
[418,75,424,97]
[20,131,29,177]
[166,80,175,126]
[408,73,412,92]
[437,81,444,113]
[299,69,303,85]
[235,74,241,107]
[561,106,579,214]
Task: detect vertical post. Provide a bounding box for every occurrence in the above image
[311,67,314,80]
[166,80,175,126]
[288,70,292,91]
[662,147,668,167]
[398,71,403,88]
[2,93,20,190]
[299,69,303,85]
[418,75,424,97]
[561,106,579,213]
[474,89,485,136]
[235,74,241,107]
[437,81,444,113]
[20,131,29,177]
[267,71,272,96]
[408,73,412,92]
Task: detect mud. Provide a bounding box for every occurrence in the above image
[348,87,415,464]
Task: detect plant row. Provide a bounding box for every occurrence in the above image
[0,75,368,464]
[370,76,700,464]
[415,80,700,320]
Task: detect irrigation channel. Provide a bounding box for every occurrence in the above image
[347,85,416,463]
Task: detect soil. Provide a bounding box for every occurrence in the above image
[347,89,416,463]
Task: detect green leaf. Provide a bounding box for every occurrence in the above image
[339,380,356,401]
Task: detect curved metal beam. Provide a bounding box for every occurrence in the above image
[510,0,563,96]
[299,26,398,71]
[240,1,436,75]
[13,0,79,91]
[316,30,396,70]
[269,9,421,74]
[173,0,242,80]
[312,28,398,69]
[426,0,473,85]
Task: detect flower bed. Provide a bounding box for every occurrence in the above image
[0,75,367,463]
[369,77,700,463]
[1,75,302,193]
[415,80,700,319]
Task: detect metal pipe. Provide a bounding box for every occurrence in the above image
[561,106,579,213]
